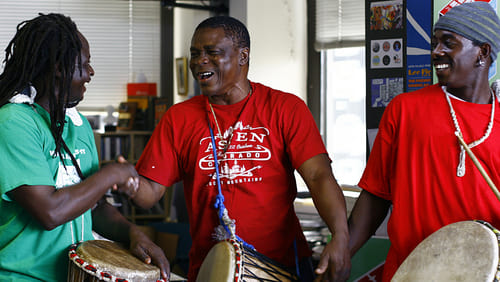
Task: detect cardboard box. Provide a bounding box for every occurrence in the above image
[127,83,157,97]
[116,102,137,131]
[154,98,169,126]
[127,96,156,130]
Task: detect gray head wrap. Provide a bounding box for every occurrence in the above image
[434,1,500,61]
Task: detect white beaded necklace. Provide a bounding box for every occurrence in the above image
[445,89,495,177]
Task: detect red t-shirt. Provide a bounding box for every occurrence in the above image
[359,84,500,281]
[136,82,326,280]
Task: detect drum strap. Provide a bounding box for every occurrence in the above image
[208,123,255,251]
[208,118,303,280]
[61,140,86,244]
[293,239,300,278]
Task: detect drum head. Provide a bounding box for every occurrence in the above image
[75,240,160,281]
[392,221,499,282]
[196,241,235,282]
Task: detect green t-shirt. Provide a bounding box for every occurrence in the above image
[0,103,98,281]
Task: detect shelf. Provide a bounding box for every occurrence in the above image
[94,131,153,164]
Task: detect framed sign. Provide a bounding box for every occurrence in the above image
[176,57,188,95]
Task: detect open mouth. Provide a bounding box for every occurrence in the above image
[434,63,450,71]
[197,71,214,81]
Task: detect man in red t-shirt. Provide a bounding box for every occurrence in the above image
[348,2,500,281]
[133,16,350,281]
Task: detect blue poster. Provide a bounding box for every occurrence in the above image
[371,77,404,108]
[406,0,432,92]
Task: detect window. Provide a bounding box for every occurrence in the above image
[0,0,160,111]
[324,47,366,186]
[314,0,366,186]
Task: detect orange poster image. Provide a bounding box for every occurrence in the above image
[370,0,403,31]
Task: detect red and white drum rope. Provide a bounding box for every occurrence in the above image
[68,243,166,282]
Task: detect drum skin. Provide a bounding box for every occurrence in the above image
[392,221,500,282]
[197,240,298,282]
[197,240,236,281]
[68,240,162,282]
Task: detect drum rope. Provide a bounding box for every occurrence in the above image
[68,242,166,282]
[208,115,303,281]
[208,123,255,251]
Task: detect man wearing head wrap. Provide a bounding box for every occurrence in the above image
[348,2,500,281]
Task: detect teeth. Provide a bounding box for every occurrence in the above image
[199,72,213,79]
[434,64,449,70]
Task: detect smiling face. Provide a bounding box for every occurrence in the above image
[189,27,249,103]
[431,29,481,88]
[66,32,94,108]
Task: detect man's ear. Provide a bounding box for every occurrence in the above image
[480,43,492,62]
[239,47,249,65]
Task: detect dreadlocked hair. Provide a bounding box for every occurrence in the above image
[0,13,82,165]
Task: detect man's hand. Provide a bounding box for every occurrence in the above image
[129,225,171,281]
[314,236,351,281]
[111,155,139,198]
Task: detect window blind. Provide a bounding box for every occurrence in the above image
[315,0,365,49]
[0,0,161,110]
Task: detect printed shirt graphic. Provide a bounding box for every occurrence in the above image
[201,121,269,185]
[0,103,97,281]
[56,162,82,188]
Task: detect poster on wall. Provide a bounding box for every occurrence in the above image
[365,0,408,129]
[370,0,404,30]
[370,77,404,107]
[370,38,403,69]
[406,0,432,92]
[433,0,499,82]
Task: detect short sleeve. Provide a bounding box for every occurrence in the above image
[0,109,55,200]
[135,109,182,186]
[282,97,328,169]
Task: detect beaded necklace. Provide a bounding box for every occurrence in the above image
[445,89,495,177]
[209,103,234,156]
[208,88,252,157]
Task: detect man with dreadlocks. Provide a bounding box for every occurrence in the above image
[0,13,169,281]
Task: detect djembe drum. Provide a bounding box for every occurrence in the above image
[196,238,299,282]
[67,240,165,282]
[392,220,500,281]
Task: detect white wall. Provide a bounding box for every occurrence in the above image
[173,0,308,103]
[244,0,307,101]
[173,8,210,104]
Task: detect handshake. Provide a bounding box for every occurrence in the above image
[102,155,141,198]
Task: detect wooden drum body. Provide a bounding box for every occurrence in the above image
[68,240,164,282]
[392,221,500,282]
[196,239,298,282]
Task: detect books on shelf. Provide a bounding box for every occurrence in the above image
[100,135,130,161]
